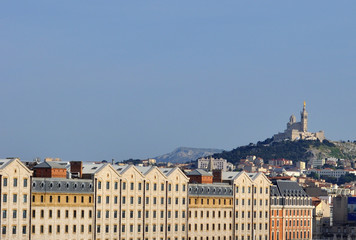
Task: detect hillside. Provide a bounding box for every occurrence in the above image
[154,147,224,163]
[212,139,356,164]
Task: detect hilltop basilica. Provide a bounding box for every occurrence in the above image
[273,102,325,142]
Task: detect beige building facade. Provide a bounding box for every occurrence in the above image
[31,178,94,240]
[187,171,271,240]
[0,158,32,240]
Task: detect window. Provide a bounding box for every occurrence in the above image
[98,181,102,189]
[23,194,27,203]
[12,226,16,234]
[13,178,18,187]
[106,181,110,190]
[130,182,134,190]
[13,194,17,203]
[22,226,27,234]
[138,182,142,190]
[23,210,27,219]
[57,210,60,218]
[2,226,6,235]
[3,178,7,187]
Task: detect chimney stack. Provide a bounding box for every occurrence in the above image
[70,161,83,179]
[213,169,222,183]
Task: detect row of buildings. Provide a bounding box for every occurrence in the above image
[0,158,313,240]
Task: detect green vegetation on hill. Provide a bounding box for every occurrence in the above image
[212,139,347,164]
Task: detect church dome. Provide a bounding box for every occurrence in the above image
[289,114,296,123]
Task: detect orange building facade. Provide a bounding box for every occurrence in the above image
[33,161,67,178]
[186,169,213,184]
[270,180,313,240]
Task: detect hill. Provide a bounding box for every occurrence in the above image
[212,139,356,164]
[154,147,224,163]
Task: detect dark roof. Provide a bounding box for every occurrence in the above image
[188,184,233,197]
[32,178,94,194]
[270,185,281,197]
[34,161,67,169]
[275,180,309,197]
[304,187,328,197]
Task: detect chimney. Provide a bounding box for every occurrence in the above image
[70,161,83,179]
[213,169,222,183]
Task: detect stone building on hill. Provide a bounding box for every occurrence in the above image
[273,102,325,142]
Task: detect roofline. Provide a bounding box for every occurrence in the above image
[166,167,190,181]
[0,158,33,175]
[232,171,253,183]
[144,166,168,179]
[119,165,145,178]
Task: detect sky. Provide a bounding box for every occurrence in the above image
[1,1,356,162]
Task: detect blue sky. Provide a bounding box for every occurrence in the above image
[1,1,355,161]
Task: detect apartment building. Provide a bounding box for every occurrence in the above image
[187,171,271,240]
[0,159,314,240]
[81,163,189,240]
[31,178,95,240]
[270,180,313,240]
[0,158,32,240]
[197,157,230,171]
[188,184,233,240]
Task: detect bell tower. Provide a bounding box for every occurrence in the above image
[301,101,308,132]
